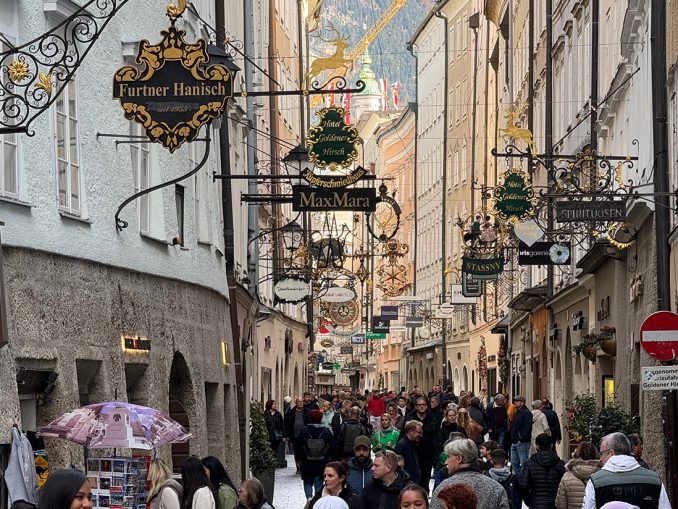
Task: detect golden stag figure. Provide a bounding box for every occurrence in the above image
[306,23,352,86]
[499,109,537,156]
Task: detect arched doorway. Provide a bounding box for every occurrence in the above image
[462,365,468,391]
[293,364,299,396]
[454,367,459,392]
[169,352,195,472]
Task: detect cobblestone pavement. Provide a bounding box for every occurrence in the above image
[273,454,309,509]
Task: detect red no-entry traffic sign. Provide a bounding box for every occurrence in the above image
[640,311,678,361]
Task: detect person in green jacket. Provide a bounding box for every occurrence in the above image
[202,456,238,509]
[372,413,400,452]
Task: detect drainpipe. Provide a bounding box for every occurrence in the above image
[216,0,246,482]
[650,0,677,500]
[434,8,449,386]
[406,43,418,354]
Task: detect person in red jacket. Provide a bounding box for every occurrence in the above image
[367,391,386,432]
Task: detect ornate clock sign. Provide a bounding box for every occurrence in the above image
[306,106,360,170]
[493,167,536,223]
[113,26,233,153]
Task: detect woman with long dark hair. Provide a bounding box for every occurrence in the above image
[181,456,216,509]
[307,461,359,509]
[263,400,285,467]
[202,456,238,509]
[37,469,92,509]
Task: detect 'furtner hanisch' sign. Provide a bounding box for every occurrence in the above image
[306,106,360,170]
[292,186,376,212]
[113,26,233,153]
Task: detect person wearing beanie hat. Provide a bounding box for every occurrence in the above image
[37,469,91,509]
[347,436,373,497]
[299,408,335,500]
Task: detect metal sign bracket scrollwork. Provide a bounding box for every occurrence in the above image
[365,184,402,242]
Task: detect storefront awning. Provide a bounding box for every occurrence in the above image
[490,315,511,334]
[508,286,547,312]
[406,339,439,353]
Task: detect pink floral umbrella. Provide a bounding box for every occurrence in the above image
[40,401,191,450]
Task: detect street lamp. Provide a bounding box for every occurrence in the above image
[280,220,304,253]
[282,144,309,177]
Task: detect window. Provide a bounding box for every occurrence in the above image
[175,184,185,246]
[453,149,459,184]
[130,122,149,232]
[1,2,19,200]
[55,80,81,215]
[461,142,467,182]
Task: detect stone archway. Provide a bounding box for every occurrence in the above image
[454,367,459,392]
[462,365,468,391]
[293,363,299,396]
[169,351,195,473]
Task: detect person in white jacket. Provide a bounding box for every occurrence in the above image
[529,400,551,455]
[582,432,671,509]
[181,457,216,509]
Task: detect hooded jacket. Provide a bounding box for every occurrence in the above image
[431,466,510,509]
[519,450,566,509]
[555,458,602,509]
[489,466,521,509]
[582,455,671,509]
[347,456,373,497]
[359,470,410,509]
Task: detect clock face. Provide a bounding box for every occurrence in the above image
[329,300,359,326]
[418,326,431,339]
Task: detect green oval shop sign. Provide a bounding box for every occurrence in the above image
[493,167,536,223]
[306,106,360,171]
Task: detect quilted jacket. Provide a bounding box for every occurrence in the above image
[555,458,602,509]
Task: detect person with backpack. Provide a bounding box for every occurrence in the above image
[338,408,369,460]
[488,449,521,509]
[300,409,335,500]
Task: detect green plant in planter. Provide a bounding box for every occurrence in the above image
[564,393,597,441]
[572,333,604,356]
[588,402,638,447]
[249,400,278,473]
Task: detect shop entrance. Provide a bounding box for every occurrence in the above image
[169,352,194,473]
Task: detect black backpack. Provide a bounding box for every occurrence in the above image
[304,437,328,461]
[496,473,520,509]
[341,422,365,454]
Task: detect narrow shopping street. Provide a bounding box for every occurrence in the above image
[273,454,311,509]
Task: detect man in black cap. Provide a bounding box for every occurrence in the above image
[347,436,373,497]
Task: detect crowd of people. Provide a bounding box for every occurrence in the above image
[30,456,272,509]
[262,385,672,509]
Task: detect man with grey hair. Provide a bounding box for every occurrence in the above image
[530,400,550,455]
[582,432,671,509]
[430,438,510,509]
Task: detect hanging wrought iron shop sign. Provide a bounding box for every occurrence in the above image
[301,166,367,188]
[306,106,360,170]
[462,256,505,279]
[518,242,571,265]
[292,186,376,212]
[274,276,312,304]
[328,300,359,326]
[113,26,233,153]
[462,272,483,297]
[493,167,536,223]
[555,200,626,223]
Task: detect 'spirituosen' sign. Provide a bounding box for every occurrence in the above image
[113,26,233,153]
[555,200,626,222]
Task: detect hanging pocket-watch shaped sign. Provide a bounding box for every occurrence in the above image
[113,26,233,153]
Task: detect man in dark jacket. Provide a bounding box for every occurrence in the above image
[284,396,310,474]
[519,433,565,508]
[406,397,440,491]
[338,408,369,459]
[394,420,422,485]
[347,436,373,497]
[360,451,410,509]
[509,395,532,478]
[540,397,562,449]
[299,409,335,499]
[487,394,508,449]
